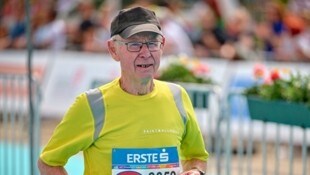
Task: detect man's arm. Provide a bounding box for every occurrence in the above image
[37,158,68,175]
[180,158,207,175]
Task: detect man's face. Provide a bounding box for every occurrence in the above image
[113,32,164,82]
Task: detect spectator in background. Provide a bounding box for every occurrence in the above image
[223,7,259,60]
[192,3,255,60]
[155,6,194,56]
[285,0,310,62]
[254,20,274,59]
[295,11,310,61]
[66,0,97,50]
[0,0,11,49]
[265,2,287,37]
[157,0,190,31]
[78,18,107,53]
[80,0,121,53]
[271,11,308,62]
[63,0,112,53]
[6,4,27,49]
[0,20,10,50]
[32,5,67,50]
[256,2,287,60]
[193,6,228,58]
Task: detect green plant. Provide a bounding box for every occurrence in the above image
[244,73,310,107]
[158,63,213,84]
[157,55,214,84]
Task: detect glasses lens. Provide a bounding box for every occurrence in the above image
[147,42,161,51]
[127,42,143,52]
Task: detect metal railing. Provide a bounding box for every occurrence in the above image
[216,90,310,175]
[0,73,41,175]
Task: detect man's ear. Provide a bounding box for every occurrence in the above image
[161,37,166,48]
[107,40,120,61]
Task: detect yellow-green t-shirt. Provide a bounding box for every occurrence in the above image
[40,79,208,175]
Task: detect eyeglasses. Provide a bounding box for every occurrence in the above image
[114,40,163,52]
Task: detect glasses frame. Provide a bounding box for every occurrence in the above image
[114,40,163,52]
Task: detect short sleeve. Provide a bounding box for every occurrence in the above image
[40,93,95,166]
[179,88,209,161]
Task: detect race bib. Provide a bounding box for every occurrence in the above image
[112,147,180,175]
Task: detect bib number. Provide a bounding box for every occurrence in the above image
[112,147,180,175]
[149,171,177,175]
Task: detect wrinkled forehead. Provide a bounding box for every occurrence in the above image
[127,32,163,40]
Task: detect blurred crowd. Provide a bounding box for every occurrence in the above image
[0,0,309,62]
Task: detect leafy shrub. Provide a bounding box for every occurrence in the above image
[244,66,310,107]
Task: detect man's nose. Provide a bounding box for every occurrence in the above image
[139,43,151,55]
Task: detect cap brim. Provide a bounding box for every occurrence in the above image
[119,23,163,38]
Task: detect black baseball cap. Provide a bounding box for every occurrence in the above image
[110,6,163,38]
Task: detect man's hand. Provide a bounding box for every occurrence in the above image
[180,168,203,175]
[37,158,68,175]
[180,158,206,175]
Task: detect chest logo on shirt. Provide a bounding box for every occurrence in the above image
[112,147,180,175]
[143,129,179,135]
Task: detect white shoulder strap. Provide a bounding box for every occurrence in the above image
[167,83,187,125]
[85,88,105,140]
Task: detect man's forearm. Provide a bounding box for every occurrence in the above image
[38,158,68,175]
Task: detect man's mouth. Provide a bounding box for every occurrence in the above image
[137,64,153,68]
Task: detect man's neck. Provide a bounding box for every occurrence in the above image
[119,78,154,95]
